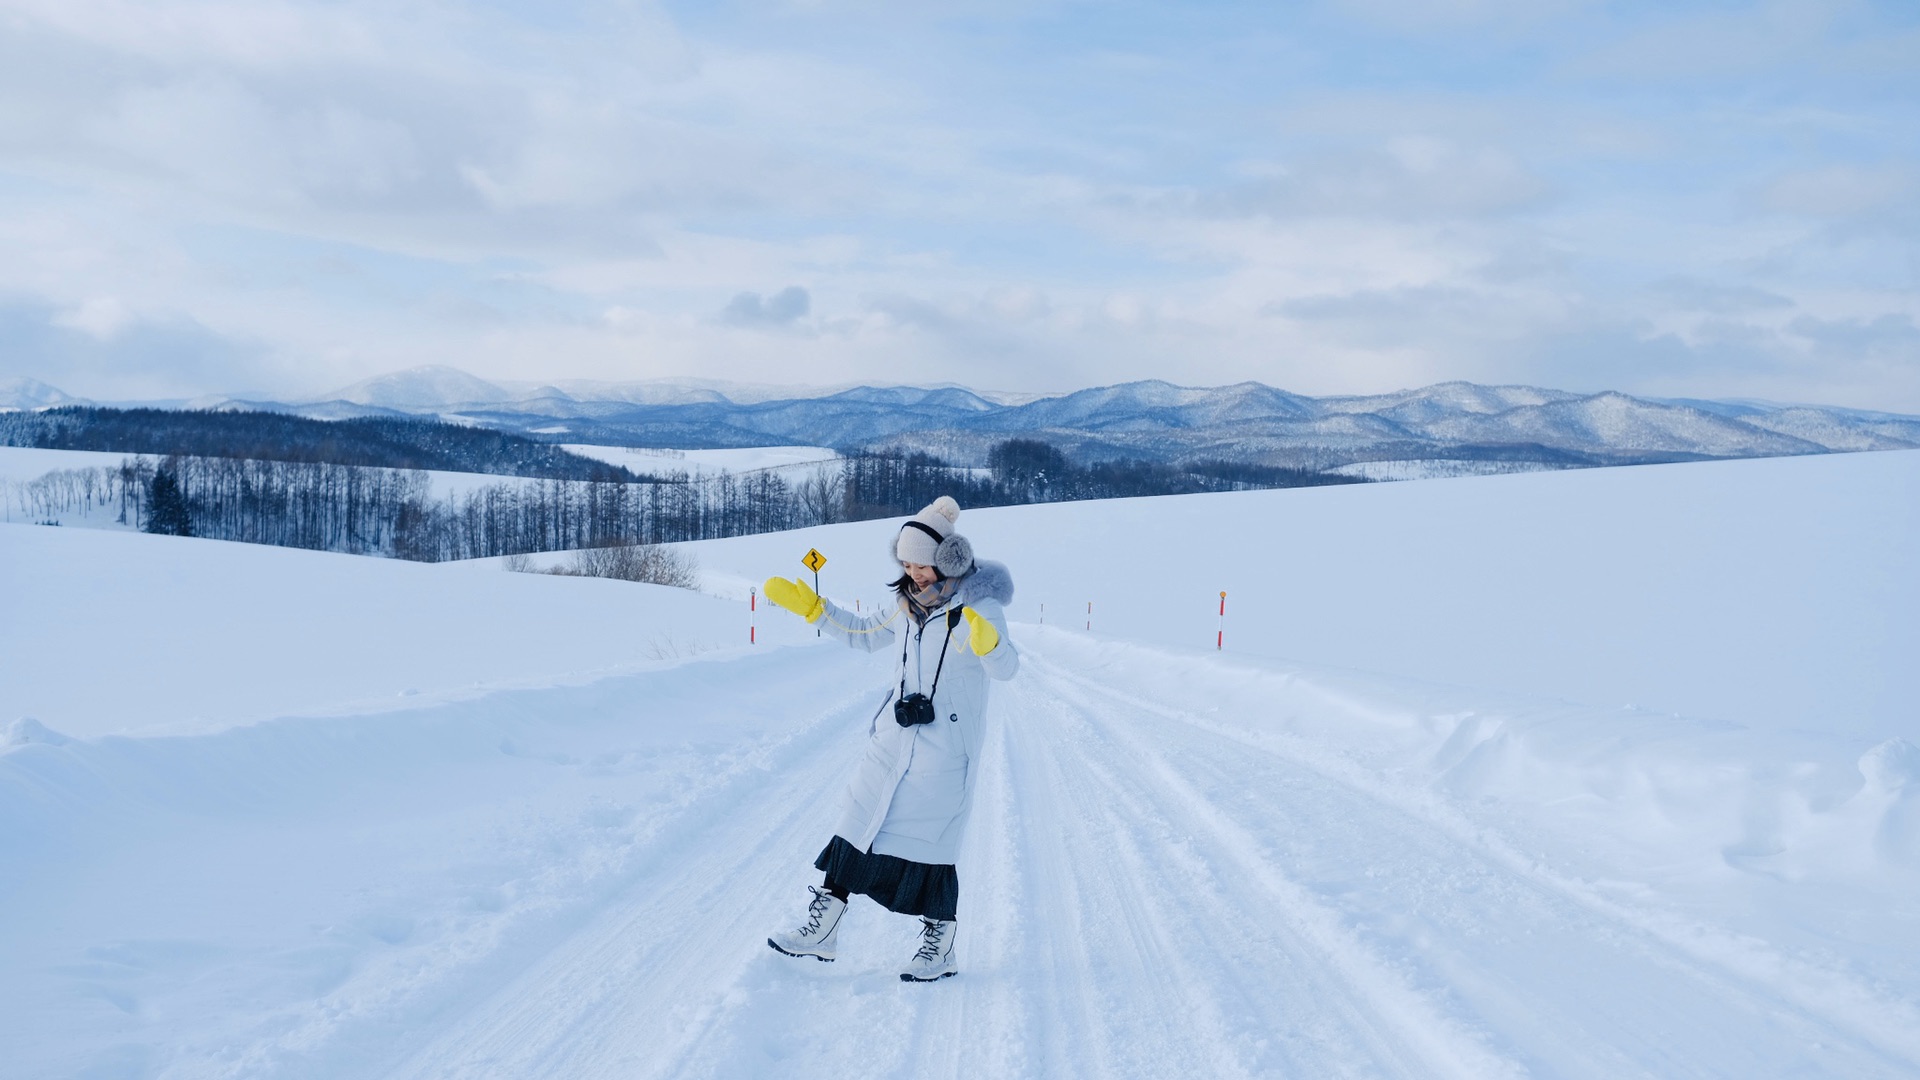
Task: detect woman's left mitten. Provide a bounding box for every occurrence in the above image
[962,607,999,655]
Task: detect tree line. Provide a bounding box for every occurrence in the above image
[0,406,639,482]
[7,439,1361,562]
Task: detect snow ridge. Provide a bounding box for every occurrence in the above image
[16,369,1915,467]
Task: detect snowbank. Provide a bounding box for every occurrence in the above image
[1026,628,1920,882]
[0,524,809,739]
[0,644,891,1078]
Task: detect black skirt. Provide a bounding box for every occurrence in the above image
[815,835,959,921]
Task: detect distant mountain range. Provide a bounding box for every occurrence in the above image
[8,366,1920,473]
[0,377,80,410]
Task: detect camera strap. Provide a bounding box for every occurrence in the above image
[899,606,965,703]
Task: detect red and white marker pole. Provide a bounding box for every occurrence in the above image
[750,587,757,645]
[1217,591,1226,650]
[1086,601,1092,632]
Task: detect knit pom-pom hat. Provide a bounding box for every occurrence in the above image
[893,495,975,577]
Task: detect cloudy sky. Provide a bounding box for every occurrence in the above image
[1,0,1916,408]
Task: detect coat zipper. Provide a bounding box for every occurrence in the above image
[912,622,925,693]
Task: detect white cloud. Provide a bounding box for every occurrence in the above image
[52,296,134,339]
[1762,165,1917,218]
[1565,0,1832,82]
[1331,0,1593,34]
[0,297,271,400]
[2,0,392,70]
[1197,138,1552,221]
[1647,277,1795,316]
[719,286,811,329]
[1787,312,1920,355]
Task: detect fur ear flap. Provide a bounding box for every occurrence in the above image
[935,533,974,578]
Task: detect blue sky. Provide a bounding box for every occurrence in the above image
[1,0,1916,408]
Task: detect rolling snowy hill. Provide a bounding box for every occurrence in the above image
[14,368,1920,472]
[3,451,1916,1078]
[0,376,79,410]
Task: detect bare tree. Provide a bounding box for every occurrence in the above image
[560,542,701,589]
[795,465,846,526]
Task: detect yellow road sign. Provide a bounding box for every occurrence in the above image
[803,548,828,572]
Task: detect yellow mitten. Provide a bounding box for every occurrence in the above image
[764,576,823,623]
[962,607,999,655]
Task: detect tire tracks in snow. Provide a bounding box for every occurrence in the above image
[1032,645,1920,1077]
[985,674,1259,1078]
[1002,651,1529,1080]
[368,632,1919,1079]
[659,637,1529,1078]
[655,670,1042,1080]
[377,664,886,1080]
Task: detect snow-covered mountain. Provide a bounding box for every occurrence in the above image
[283,369,1920,468]
[12,368,1920,470]
[1411,391,1829,458]
[328,365,519,410]
[0,377,81,411]
[316,371,1021,411]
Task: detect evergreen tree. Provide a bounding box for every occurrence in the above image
[146,467,194,536]
[988,438,1071,501]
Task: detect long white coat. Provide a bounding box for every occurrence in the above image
[817,560,1018,865]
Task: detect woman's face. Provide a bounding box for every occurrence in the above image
[903,562,939,589]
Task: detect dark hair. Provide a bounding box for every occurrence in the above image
[888,565,946,597]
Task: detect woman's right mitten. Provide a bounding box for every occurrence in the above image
[763,576,824,623]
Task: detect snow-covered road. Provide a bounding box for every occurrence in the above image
[433,633,1914,1080]
[18,625,1901,1078]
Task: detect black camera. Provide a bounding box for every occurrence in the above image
[894,692,937,727]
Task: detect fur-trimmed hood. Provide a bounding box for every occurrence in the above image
[953,559,1014,608]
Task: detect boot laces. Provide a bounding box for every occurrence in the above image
[913,917,947,962]
[803,888,833,936]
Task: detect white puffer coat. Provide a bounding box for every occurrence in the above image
[817,560,1018,865]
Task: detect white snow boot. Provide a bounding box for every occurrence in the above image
[900,917,957,982]
[768,886,845,962]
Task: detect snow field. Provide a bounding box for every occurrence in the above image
[0,646,885,1078]
[679,449,1920,741]
[3,448,1917,1077]
[0,446,139,481]
[0,523,821,739]
[559,444,840,479]
[1325,459,1571,481]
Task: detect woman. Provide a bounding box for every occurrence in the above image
[760,496,1018,982]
